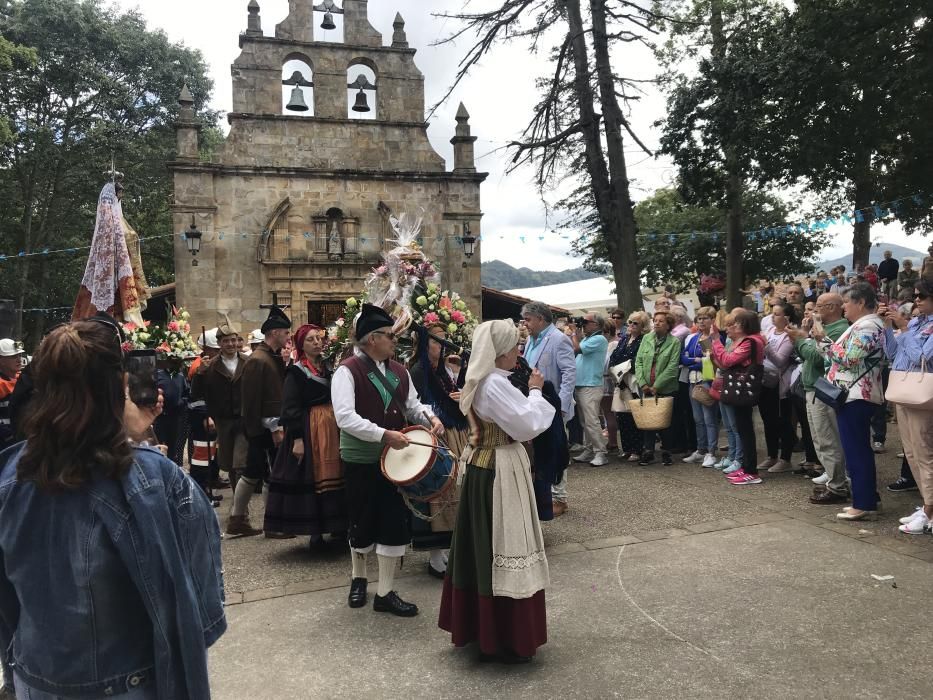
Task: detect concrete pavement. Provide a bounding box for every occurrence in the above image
[210,517,932,698]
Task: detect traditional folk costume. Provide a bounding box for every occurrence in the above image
[331,305,438,616]
[439,320,555,661]
[265,324,347,543]
[408,332,469,578]
[72,183,147,325]
[227,307,290,537]
[188,329,220,499]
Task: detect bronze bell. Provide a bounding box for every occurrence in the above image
[321,11,336,30]
[286,86,309,112]
[351,88,370,113]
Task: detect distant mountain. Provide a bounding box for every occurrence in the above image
[482,260,601,290]
[818,243,926,273]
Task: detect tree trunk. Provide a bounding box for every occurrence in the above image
[851,174,873,272]
[589,0,642,310]
[710,0,744,309]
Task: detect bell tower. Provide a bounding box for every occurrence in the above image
[170,1,487,331]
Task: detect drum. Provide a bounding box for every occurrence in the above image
[380,426,457,502]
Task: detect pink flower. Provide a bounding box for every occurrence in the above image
[439,296,452,311]
[168,321,179,332]
[144,320,151,327]
[121,341,134,352]
[424,312,440,324]
[123,322,137,332]
[451,310,466,324]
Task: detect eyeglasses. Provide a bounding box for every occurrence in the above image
[611,315,624,320]
[372,331,397,341]
[626,320,639,325]
[916,293,930,300]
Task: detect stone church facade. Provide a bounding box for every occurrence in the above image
[170,0,486,330]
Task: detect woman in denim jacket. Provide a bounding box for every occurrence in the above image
[0,319,225,699]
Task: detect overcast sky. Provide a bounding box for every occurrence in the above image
[113,0,924,271]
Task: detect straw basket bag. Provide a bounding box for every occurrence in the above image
[628,395,674,431]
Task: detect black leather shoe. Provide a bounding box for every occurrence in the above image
[348,578,367,608]
[638,452,656,466]
[427,563,446,580]
[809,490,849,505]
[373,591,419,617]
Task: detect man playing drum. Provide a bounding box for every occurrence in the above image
[331,304,444,617]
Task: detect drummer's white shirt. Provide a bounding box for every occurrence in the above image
[332,349,436,444]
[472,369,556,442]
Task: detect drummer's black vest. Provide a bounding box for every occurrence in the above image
[339,355,410,463]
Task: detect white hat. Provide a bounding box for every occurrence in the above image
[0,339,23,357]
[198,328,220,350]
[249,329,264,345]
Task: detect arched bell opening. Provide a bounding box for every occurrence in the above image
[313,0,344,43]
[347,61,377,121]
[282,57,314,115]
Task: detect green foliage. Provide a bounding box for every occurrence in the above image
[631,188,831,292]
[481,259,601,291]
[654,0,784,207]
[0,0,218,343]
[760,0,933,232]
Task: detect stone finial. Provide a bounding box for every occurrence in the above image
[247,0,262,35]
[451,103,477,173]
[178,84,195,120]
[392,12,408,48]
[175,84,199,160]
[455,103,471,136]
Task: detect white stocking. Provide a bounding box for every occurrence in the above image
[377,555,398,597]
[231,477,257,517]
[351,550,368,580]
[429,549,447,573]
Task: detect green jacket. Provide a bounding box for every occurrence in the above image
[794,318,849,391]
[635,332,682,396]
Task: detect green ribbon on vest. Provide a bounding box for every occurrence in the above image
[339,369,401,464]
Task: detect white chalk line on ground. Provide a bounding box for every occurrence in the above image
[615,545,724,663]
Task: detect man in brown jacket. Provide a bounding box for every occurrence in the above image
[226,305,290,537]
[191,322,249,494]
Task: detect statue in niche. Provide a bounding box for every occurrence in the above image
[327,220,342,258]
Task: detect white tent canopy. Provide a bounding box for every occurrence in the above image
[505,277,696,317]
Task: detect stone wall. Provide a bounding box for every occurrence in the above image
[171,0,485,333]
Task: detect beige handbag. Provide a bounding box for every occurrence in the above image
[612,386,634,412]
[628,395,674,431]
[885,357,933,410]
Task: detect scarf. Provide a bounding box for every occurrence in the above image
[459,319,519,416]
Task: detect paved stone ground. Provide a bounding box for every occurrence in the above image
[209,420,933,697]
[218,420,931,601]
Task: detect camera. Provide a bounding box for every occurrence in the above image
[571,316,587,327]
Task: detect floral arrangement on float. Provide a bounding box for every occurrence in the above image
[323,212,477,364]
[121,306,199,370]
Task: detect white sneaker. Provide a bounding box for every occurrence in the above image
[872,442,885,454]
[683,450,704,464]
[702,454,718,468]
[812,473,830,485]
[899,507,925,525]
[714,457,732,470]
[898,511,930,535]
[590,453,609,467]
[573,450,595,463]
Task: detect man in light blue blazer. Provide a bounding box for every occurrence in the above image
[521,301,576,516]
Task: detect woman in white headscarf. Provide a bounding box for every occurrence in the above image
[438,319,555,664]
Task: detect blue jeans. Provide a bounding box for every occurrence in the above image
[719,401,743,463]
[836,399,878,511]
[689,383,720,452]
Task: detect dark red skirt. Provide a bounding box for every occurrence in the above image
[439,578,547,657]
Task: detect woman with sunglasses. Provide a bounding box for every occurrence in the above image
[881,280,933,534]
[0,320,224,698]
